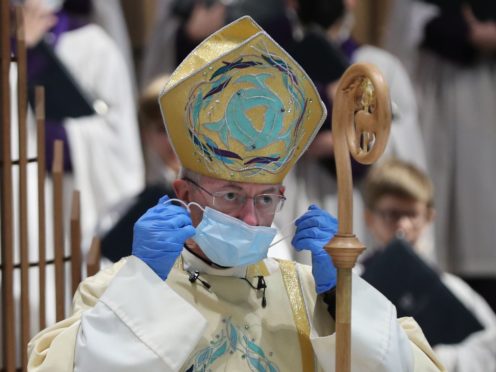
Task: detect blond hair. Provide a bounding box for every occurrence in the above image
[362,158,434,210]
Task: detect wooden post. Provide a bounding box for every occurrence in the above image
[36,86,47,329]
[86,237,101,277]
[325,63,391,372]
[70,190,82,295]
[52,140,65,321]
[15,6,31,370]
[0,0,16,369]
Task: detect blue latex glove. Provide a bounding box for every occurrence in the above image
[292,204,338,294]
[132,195,196,280]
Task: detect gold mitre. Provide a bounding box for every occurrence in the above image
[159,16,326,184]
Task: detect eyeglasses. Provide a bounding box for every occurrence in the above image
[184,178,286,217]
[373,208,426,227]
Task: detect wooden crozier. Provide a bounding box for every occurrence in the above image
[325,63,391,372]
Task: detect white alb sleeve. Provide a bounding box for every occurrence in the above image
[308,273,414,372]
[75,256,207,372]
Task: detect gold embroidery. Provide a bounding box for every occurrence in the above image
[246,261,270,277]
[172,255,183,270]
[279,260,314,371]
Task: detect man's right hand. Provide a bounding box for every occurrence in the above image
[132,195,196,280]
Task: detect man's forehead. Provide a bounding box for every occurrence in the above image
[200,175,282,192]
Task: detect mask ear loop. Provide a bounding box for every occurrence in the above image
[186,201,204,212]
[163,198,205,213]
[268,217,299,248]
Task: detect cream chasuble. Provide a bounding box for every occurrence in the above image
[168,254,317,371]
[28,253,444,372]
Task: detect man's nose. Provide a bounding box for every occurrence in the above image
[238,199,259,226]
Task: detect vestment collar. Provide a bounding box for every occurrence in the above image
[180,249,279,278]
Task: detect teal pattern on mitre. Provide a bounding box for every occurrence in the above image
[185,49,308,178]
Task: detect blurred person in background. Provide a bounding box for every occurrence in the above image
[140,0,227,88]
[386,0,496,311]
[272,0,429,264]
[140,0,292,89]
[90,0,136,96]
[139,75,180,187]
[361,158,496,372]
[23,0,144,253]
[2,1,140,365]
[100,75,179,263]
[296,0,426,171]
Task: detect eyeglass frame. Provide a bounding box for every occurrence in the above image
[372,207,427,227]
[183,177,286,216]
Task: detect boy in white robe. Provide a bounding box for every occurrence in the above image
[361,158,496,372]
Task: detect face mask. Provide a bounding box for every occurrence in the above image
[165,199,279,267]
[193,207,278,267]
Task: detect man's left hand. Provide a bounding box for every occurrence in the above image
[292,204,338,294]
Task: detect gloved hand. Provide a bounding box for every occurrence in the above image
[292,204,338,294]
[132,195,196,280]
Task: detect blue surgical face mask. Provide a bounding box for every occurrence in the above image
[192,206,278,267]
[165,199,279,267]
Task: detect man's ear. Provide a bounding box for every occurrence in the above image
[173,179,190,202]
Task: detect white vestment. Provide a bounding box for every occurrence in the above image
[91,0,137,98]
[386,0,496,276]
[434,273,496,372]
[356,247,496,372]
[415,51,496,276]
[28,253,444,371]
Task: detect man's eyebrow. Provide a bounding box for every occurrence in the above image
[215,182,243,191]
[260,186,280,194]
[214,182,280,194]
